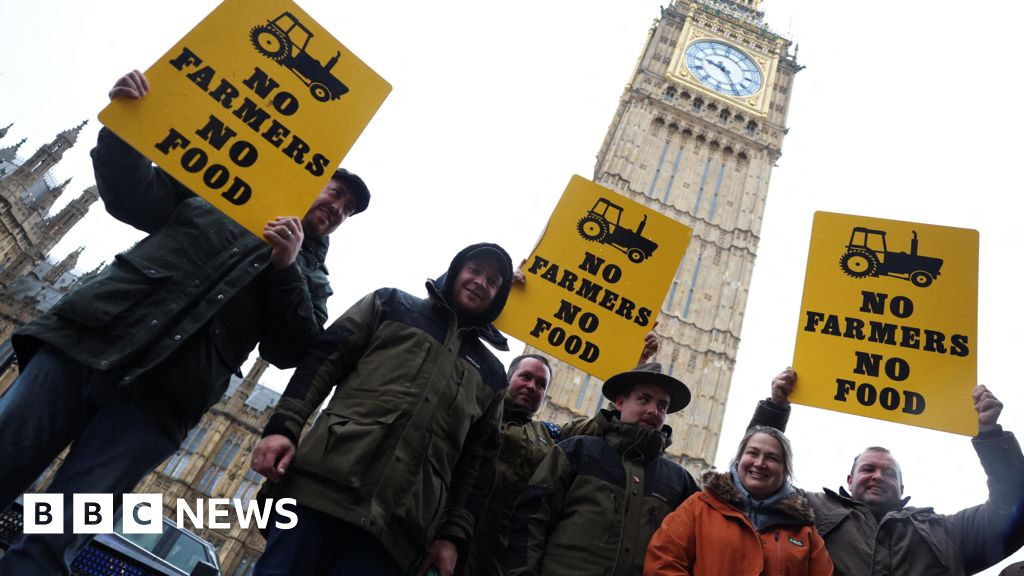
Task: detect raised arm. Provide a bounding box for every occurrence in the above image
[747,366,795,432]
[93,71,194,232]
[950,386,1024,573]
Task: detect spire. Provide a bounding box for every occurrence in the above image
[0,123,12,140]
[41,185,99,252]
[7,121,85,189]
[29,176,73,215]
[57,119,88,147]
[43,247,84,283]
[0,138,26,164]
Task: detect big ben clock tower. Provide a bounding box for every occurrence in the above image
[533,0,800,476]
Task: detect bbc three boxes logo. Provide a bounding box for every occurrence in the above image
[22,494,298,534]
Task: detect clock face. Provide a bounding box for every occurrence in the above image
[685,41,763,97]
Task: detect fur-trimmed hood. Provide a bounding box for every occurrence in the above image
[701,470,815,525]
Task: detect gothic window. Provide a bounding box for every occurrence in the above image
[163,425,208,479]
[692,98,704,113]
[746,120,758,135]
[196,434,243,495]
[233,468,262,504]
[719,109,731,122]
[664,87,676,102]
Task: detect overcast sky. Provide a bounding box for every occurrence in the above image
[4,1,1023,572]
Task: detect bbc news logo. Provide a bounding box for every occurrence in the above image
[23,494,298,534]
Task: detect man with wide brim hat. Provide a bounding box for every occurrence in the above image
[602,361,691,415]
[506,361,700,576]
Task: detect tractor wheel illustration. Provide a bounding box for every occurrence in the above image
[909,270,933,288]
[839,251,878,278]
[577,216,609,242]
[627,248,646,264]
[310,83,331,102]
[250,25,290,61]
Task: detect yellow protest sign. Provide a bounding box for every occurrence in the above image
[99,0,391,237]
[792,211,979,435]
[496,175,692,381]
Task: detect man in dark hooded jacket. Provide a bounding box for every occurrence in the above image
[0,70,369,576]
[250,243,514,576]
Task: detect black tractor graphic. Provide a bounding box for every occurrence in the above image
[839,227,943,287]
[577,198,658,264]
[250,12,349,102]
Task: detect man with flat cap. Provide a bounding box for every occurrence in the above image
[0,70,371,576]
[505,362,700,576]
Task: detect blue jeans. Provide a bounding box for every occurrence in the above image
[254,505,402,576]
[0,345,179,576]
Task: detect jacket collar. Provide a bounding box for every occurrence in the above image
[599,409,673,449]
[503,400,535,425]
[604,418,668,461]
[302,231,330,264]
[703,470,815,526]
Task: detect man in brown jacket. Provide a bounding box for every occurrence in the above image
[751,367,1024,576]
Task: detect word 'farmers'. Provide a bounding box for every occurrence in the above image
[804,290,971,415]
[152,47,333,205]
[525,251,653,363]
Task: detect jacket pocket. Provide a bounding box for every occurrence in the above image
[423,452,450,536]
[305,407,401,488]
[51,252,174,327]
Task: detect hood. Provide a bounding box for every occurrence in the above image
[430,242,513,325]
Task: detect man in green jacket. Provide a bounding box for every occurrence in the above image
[751,367,1024,576]
[0,71,369,576]
[506,362,700,576]
[460,353,557,576]
[462,334,661,575]
[251,243,514,576]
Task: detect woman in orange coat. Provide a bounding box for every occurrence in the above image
[644,426,833,576]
